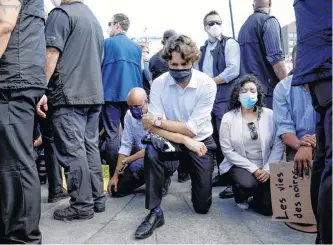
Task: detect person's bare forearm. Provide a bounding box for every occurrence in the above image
[160,119,195,137]
[112,154,127,179]
[45,47,60,82]
[150,127,186,144]
[272,60,288,81]
[0,0,21,57]
[281,133,301,150]
[126,150,145,164]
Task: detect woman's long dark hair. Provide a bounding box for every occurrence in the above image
[228,75,266,119]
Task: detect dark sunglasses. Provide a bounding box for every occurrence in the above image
[206,20,222,27]
[247,122,258,140]
[108,21,116,27]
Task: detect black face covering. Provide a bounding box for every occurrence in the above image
[130,107,143,120]
[169,68,192,84]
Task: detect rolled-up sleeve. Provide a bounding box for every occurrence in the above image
[218,39,240,83]
[185,82,217,135]
[273,81,296,137]
[118,113,134,156]
[263,17,285,65]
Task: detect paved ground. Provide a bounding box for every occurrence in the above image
[40,173,316,244]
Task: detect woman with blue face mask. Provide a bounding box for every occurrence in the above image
[218,75,284,215]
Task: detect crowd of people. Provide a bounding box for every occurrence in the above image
[0,0,331,244]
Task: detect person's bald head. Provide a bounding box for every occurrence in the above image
[127,88,149,114]
[253,0,271,13]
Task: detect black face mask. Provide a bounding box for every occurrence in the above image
[130,107,143,120]
[169,68,192,84]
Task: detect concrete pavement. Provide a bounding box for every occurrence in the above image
[40,173,316,244]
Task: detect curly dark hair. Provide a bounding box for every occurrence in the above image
[161,34,200,64]
[228,75,266,118]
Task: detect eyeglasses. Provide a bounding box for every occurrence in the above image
[108,21,116,27]
[247,122,258,140]
[206,20,222,27]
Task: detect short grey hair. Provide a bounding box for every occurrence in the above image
[113,13,130,32]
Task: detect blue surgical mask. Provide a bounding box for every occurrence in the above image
[130,107,143,120]
[169,68,192,84]
[239,92,258,109]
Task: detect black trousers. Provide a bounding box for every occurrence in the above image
[228,165,272,216]
[0,89,44,244]
[52,105,106,214]
[309,79,332,244]
[39,109,63,196]
[145,136,216,214]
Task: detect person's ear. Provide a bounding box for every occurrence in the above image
[161,40,165,45]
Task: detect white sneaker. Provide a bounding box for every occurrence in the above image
[237,201,249,210]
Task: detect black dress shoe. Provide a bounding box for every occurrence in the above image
[135,211,165,239]
[218,186,235,199]
[162,177,171,197]
[53,207,94,221]
[178,172,190,183]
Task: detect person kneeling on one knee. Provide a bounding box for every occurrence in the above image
[219,75,284,215]
[107,88,172,198]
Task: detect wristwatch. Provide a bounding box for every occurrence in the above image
[154,116,162,127]
[118,158,128,175]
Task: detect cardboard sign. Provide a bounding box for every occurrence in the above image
[270,162,316,225]
[62,164,110,193]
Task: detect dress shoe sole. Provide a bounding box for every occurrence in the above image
[53,213,94,221]
[135,219,165,239]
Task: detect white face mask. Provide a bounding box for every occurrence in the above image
[208,24,222,38]
[51,0,61,7]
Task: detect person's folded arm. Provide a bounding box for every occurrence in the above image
[149,127,186,144]
[220,115,259,174]
[216,39,240,84]
[0,0,21,57]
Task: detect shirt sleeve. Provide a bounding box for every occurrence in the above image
[118,112,135,156]
[148,79,166,116]
[273,80,297,137]
[185,81,217,135]
[45,9,70,53]
[263,17,285,65]
[218,39,241,83]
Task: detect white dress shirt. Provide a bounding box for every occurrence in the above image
[118,110,148,156]
[148,69,217,141]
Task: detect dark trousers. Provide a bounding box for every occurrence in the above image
[112,158,176,197]
[112,158,146,197]
[52,105,106,214]
[309,79,332,244]
[211,102,228,170]
[228,165,272,216]
[39,109,63,196]
[145,136,216,214]
[102,102,129,176]
[0,89,43,244]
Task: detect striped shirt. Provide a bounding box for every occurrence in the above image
[263,17,285,65]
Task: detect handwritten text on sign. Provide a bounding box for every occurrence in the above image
[270,162,316,224]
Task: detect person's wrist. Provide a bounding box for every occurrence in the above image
[181,136,189,145]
